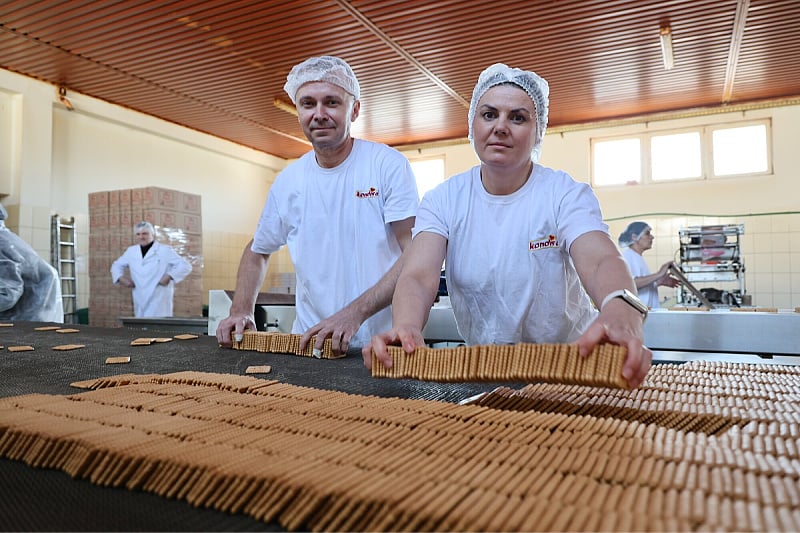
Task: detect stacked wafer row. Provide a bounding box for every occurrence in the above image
[371,342,629,388]
[469,361,800,434]
[232,331,340,358]
[2,367,800,531]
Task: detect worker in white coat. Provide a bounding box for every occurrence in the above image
[0,203,64,323]
[111,221,192,317]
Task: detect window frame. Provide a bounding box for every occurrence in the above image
[590,118,772,187]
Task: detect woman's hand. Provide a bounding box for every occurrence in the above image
[362,326,425,370]
[576,298,651,388]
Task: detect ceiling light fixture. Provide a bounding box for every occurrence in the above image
[659,25,675,70]
[273,97,297,116]
[58,86,75,111]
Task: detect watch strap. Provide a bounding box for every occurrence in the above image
[600,289,648,319]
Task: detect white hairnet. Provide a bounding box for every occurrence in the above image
[283,56,360,104]
[0,203,6,221]
[468,63,550,162]
[618,221,651,247]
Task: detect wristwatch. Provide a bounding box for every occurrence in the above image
[600,289,649,320]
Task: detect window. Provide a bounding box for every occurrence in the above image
[592,138,641,186]
[409,158,445,200]
[591,119,771,186]
[712,124,769,176]
[651,131,701,181]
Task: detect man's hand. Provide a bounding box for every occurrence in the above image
[117,276,135,288]
[158,274,172,286]
[216,314,257,348]
[300,306,365,357]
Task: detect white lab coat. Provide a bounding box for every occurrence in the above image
[111,241,192,317]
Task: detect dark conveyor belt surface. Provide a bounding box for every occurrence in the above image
[0,321,507,531]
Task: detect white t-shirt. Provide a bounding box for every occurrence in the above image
[252,139,419,348]
[414,164,607,346]
[621,246,659,308]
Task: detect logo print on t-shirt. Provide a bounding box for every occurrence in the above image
[355,187,380,199]
[529,234,560,251]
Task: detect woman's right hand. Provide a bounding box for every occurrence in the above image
[362,326,425,370]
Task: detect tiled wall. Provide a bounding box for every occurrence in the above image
[202,230,295,303]
[606,211,800,309]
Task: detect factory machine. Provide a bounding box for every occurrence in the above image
[208,290,800,363]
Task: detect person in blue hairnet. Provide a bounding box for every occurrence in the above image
[364,63,652,388]
[0,203,64,323]
[618,221,679,309]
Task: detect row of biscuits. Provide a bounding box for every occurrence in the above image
[2,366,800,531]
[371,342,629,388]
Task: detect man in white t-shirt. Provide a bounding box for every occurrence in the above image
[216,56,418,355]
[618,221,679,308]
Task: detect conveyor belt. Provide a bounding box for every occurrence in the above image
[0,321,501,401]
[0,321,511,531]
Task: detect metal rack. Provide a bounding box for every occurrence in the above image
[677,224,745,307]
[50,214,78,324]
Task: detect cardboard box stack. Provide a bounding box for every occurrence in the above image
[88,187,203,328]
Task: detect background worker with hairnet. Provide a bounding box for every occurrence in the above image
[0,203,64,323]
[618,221,679,309]
[365,63,651,389]
[216,55,419,356]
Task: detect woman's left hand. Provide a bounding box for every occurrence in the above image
[576,299,651,388]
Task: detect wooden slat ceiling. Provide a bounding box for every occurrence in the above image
[2,0,799,160]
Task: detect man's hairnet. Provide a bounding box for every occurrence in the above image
[618,221,651,247]
[468,63,550,162]
[283,56,360,105]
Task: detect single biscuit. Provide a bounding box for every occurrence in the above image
[34,326,61,331]
[174,334,199,340]
[130,338,155,346]
[8,345,34,352]
[105,356,131,364]
[52,344,86,351]
[0,323,13,327]
[56,328,80,333]
[245,365,272,374]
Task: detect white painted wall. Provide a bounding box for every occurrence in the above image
[2,65,799,311]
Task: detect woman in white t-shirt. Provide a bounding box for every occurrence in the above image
[618,221,679,308]
[364,63,653,388]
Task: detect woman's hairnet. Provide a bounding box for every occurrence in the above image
[283,56,361,104]
[468,63,550,162]
[0,203,6,221]
[618,221,651,247]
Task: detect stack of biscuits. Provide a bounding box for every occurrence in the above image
[371,342,629,388]
[232,331,339,358]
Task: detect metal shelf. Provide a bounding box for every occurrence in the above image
[677,224,745,306]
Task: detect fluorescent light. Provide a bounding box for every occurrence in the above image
[660,26,675,70]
